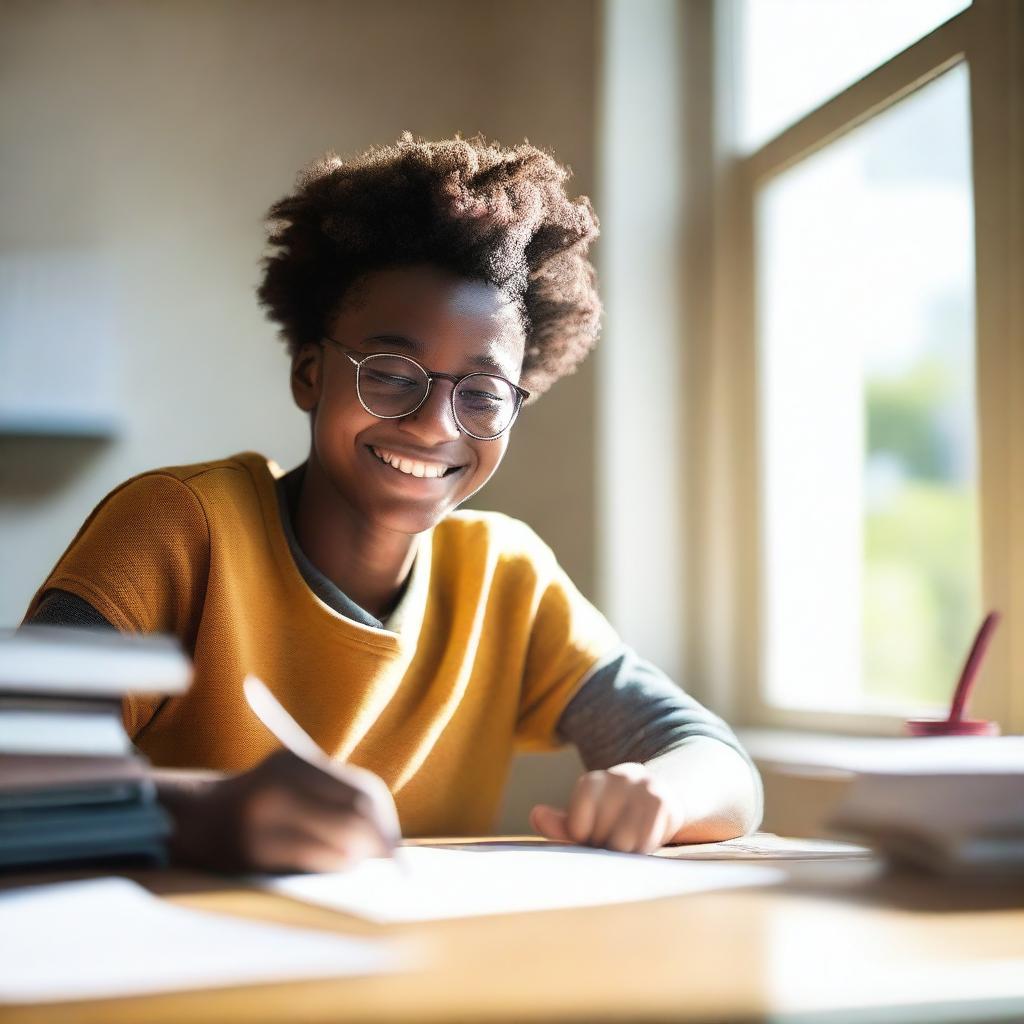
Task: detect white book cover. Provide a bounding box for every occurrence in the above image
[0,708,130,756]
[825,741,1024,874]
[0,626,191,697]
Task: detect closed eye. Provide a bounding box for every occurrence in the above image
[365,370,420,388]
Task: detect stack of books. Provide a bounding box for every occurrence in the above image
[0,625,191,870]
[825,736,1024,877]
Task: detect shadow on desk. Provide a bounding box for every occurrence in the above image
[771,858,1024,913]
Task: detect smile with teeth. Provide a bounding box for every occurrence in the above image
[370,446,461,480]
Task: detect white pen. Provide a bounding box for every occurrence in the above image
[243,674,410,873]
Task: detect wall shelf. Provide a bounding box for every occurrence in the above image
[0,412,122,439]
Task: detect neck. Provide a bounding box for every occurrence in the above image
[292,457,418,620]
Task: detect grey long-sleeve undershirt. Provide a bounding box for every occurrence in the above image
[26,463,762,823]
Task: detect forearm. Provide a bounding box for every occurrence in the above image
[641,737,763,844]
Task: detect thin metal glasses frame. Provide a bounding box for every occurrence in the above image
[320,337,530,440]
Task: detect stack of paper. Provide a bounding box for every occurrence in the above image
[0,625,190,870]
[825,737,1024,876]
[0,878,400,1004]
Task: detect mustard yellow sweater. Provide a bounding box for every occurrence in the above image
[23,452,621,836]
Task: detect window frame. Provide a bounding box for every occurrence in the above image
[687,1,1024,735]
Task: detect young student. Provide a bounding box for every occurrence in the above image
[23,133,763,872]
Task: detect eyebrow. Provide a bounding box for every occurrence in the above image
[362,334,512,377]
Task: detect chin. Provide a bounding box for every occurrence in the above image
[371,501,455,536]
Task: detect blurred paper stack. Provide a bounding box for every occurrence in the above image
[825,737,1024,878]
[0,626,191,870]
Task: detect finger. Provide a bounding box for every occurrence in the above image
[607,794,660,854]
[588,781,630,848]
[530,804,573,842]
[342,767,403,846]
[274,786,389,860]
[249,822,369,873]
[565,772,604,844]
[308,760,402,847]
[245,783,390,859]
[637,803,672,855]
[257,751,401,846]
[266,750,366,808]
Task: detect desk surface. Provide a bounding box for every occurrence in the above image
[4,838,1024,1024]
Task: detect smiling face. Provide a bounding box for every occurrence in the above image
[290,264,526,536]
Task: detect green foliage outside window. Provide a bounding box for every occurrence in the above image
[864,359,980,708]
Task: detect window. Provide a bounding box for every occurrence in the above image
[759,64,979,715]
[686,1,1024,734]
[737,0,971,151]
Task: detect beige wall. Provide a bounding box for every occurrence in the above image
[0,0,601,618]
[0,0,600,826]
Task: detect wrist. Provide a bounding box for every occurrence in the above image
[642,738,762,843]
[153,769,236,870]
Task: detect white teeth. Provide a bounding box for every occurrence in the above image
[371,447,450,480]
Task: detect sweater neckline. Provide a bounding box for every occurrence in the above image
[274,462,385,629]
[234,450,431,651]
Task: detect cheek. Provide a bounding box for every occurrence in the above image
[312,387,375,454]
[467,437,508,486]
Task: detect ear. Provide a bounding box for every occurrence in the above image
[290,343,323,412]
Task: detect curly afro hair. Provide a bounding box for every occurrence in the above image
[256,132,601,400]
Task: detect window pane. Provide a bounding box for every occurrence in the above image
[757,63,979,715]
[738,0,971,151]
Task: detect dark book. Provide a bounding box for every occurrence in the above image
[0,627,191,871]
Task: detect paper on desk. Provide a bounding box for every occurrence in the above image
[267,843,785,923]
[0,877,401,1004]
[651,832,873,861]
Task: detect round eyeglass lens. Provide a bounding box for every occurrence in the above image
[357,355,429,417]
[454,374,518,438]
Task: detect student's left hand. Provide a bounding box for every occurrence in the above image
[529,762,686,855]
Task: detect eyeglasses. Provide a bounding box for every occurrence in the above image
[320,338,530,441]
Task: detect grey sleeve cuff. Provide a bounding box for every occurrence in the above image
[555,645,763,825]
[26,589,117,630]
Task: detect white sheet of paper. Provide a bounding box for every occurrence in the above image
[268,844,786,923]
[0,877,401,1004]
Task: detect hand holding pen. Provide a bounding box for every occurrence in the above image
[241,675,405,871]
[156,676,404,874]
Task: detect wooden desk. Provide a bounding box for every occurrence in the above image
[3,839,1023,1024]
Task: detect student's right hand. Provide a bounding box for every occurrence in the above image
[154,750,401,873]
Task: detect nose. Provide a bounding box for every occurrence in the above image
[399,379,462,443]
